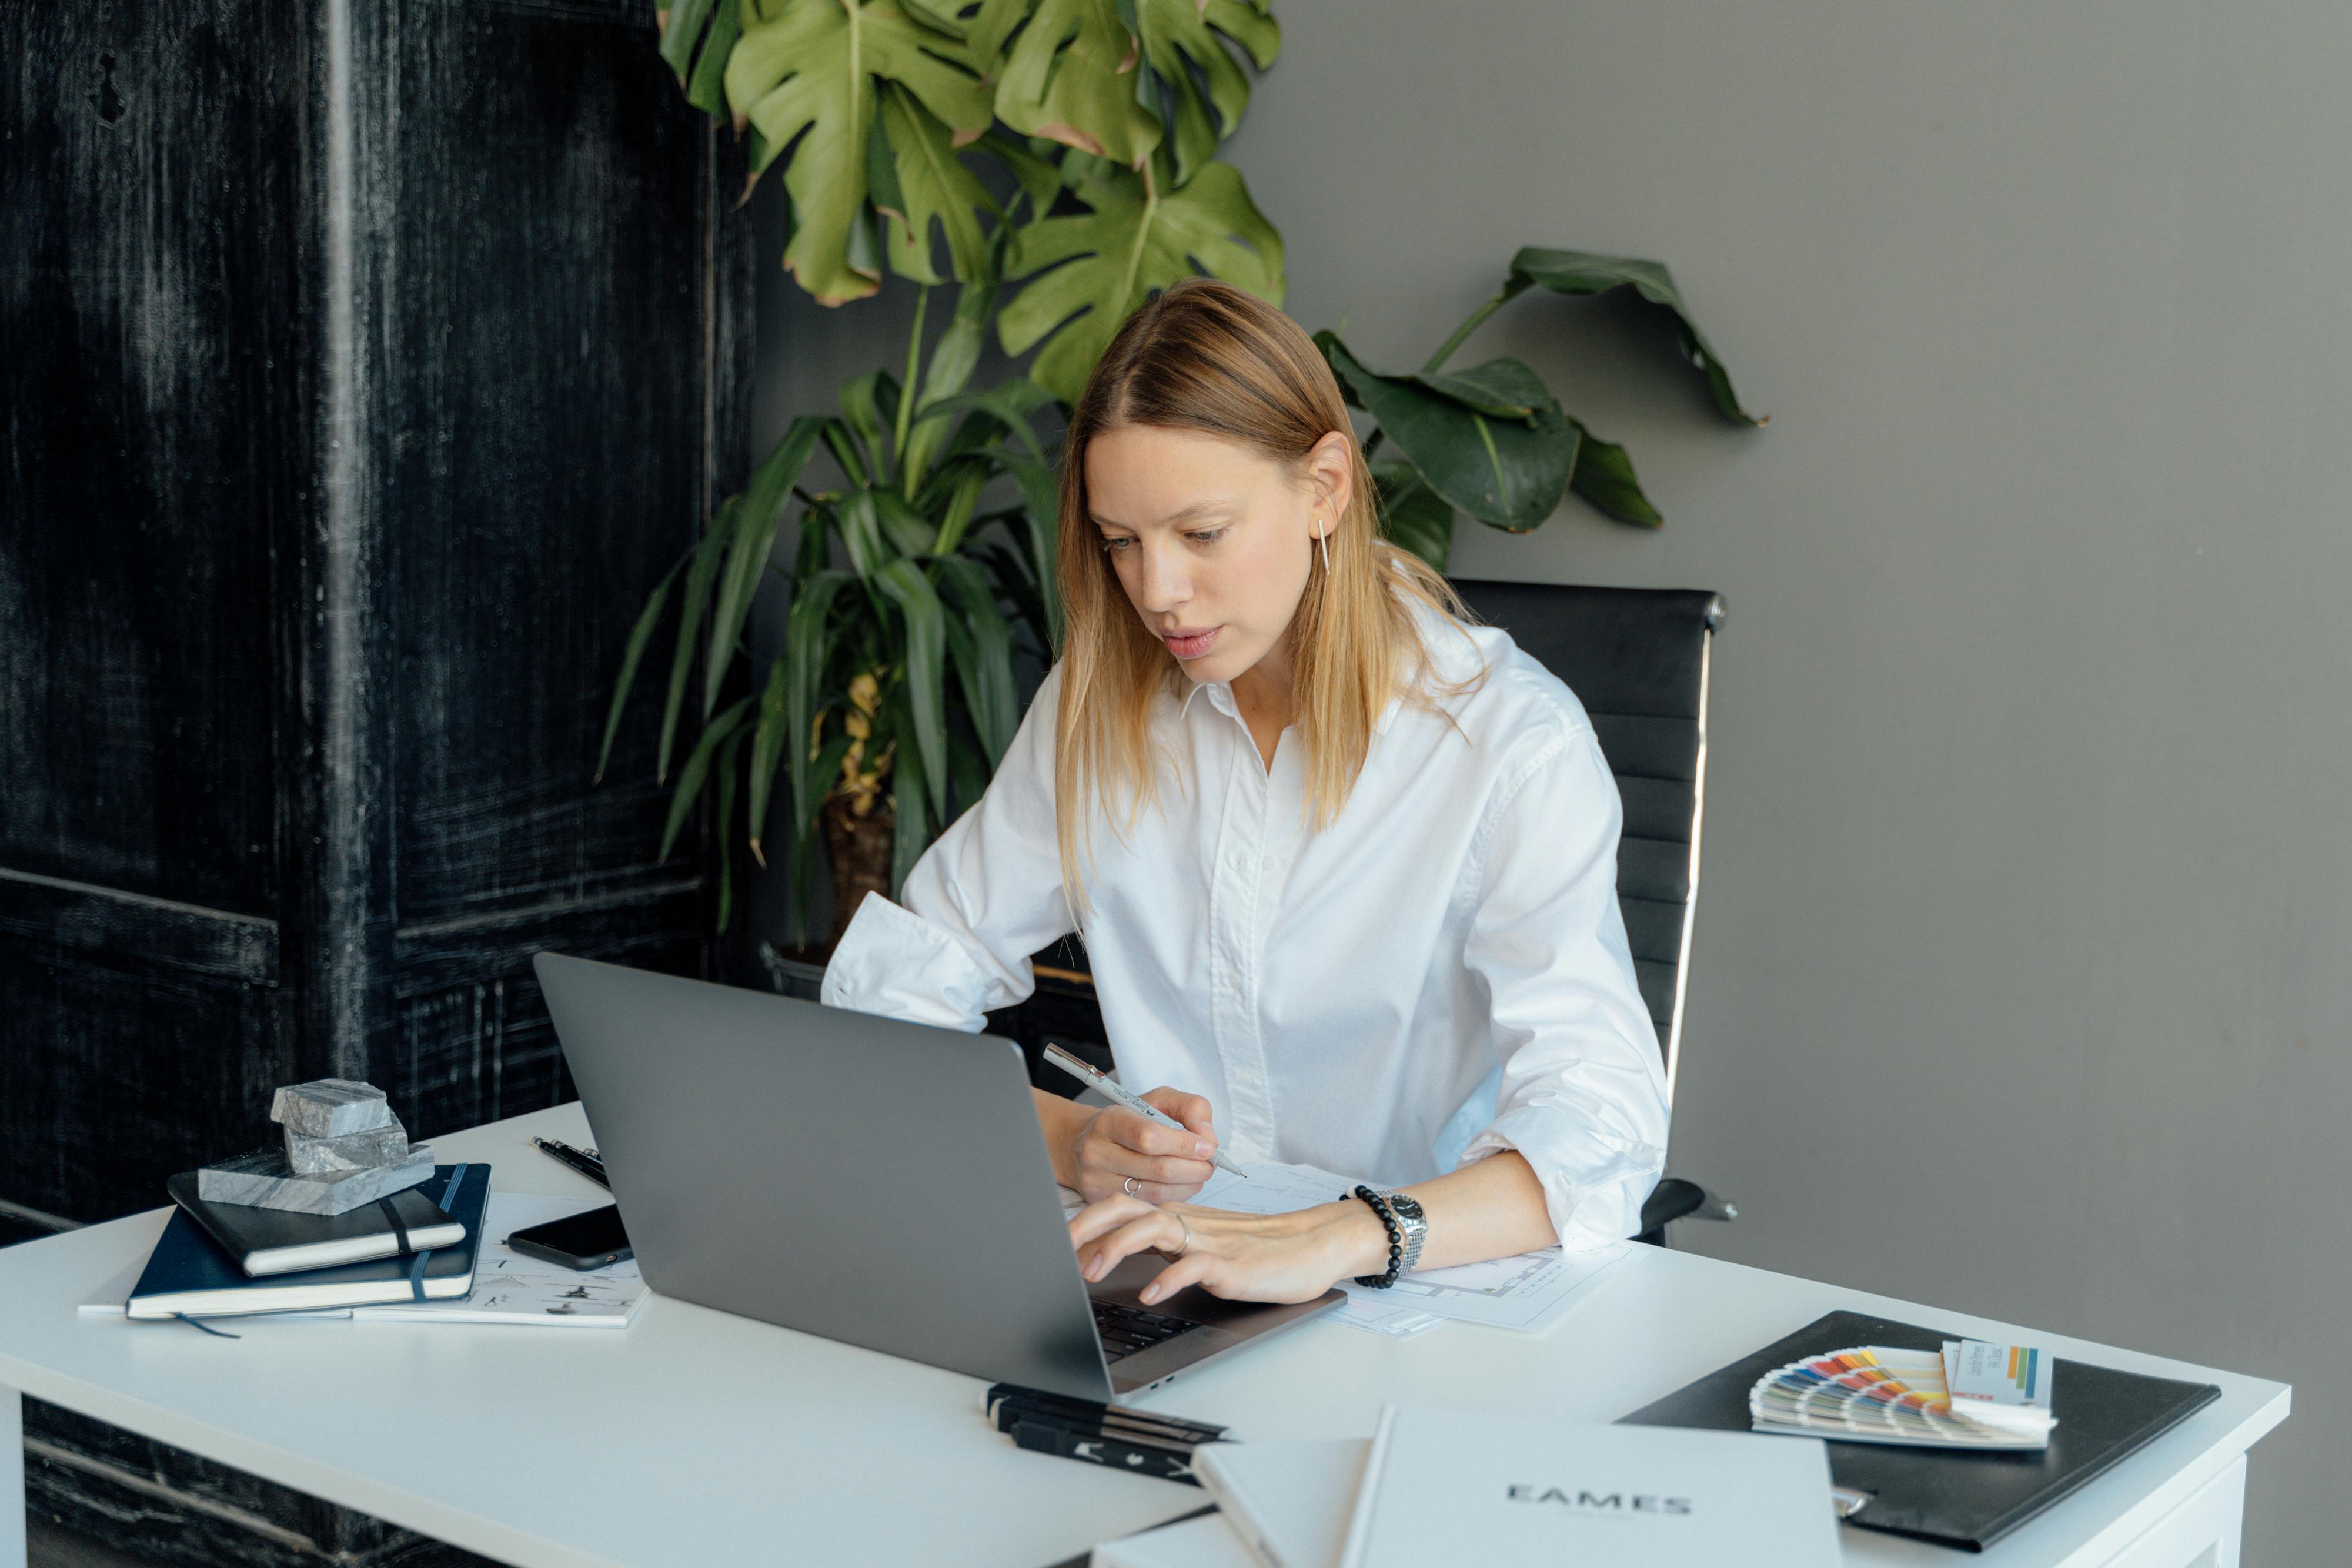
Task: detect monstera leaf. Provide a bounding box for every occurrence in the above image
[726,0,993,304]
[1506,247,1759,425]
[1000,155,1284,402]
[1319,334,1577,534]
[992,0,1162,166]
[657,0,742,116]
[1130,0,1281,186]
[868,83,994,283]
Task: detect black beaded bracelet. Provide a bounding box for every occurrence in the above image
[1342,1184,1405,1289]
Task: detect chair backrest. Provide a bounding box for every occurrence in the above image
[1446,580,1724,1102]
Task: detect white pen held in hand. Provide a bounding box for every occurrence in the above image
[1040,1043,1248,1179]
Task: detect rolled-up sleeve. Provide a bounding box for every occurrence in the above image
[820,666,1074,1032]
[1458,722,1671,1251]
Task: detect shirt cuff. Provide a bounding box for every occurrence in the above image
[1461,1109,1666,1252]
[818,891,997,1032]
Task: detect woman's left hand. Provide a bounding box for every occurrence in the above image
[1067,1194,1390,1306]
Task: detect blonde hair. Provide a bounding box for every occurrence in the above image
[1053,278,1471,909]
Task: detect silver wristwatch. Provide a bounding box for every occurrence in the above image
[1379,1190,1428,1278]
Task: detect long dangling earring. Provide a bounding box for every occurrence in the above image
[1318,519,1332,577]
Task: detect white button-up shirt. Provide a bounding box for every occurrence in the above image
[820,600,1671,1249]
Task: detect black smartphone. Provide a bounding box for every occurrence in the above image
[507,1204,633,1271]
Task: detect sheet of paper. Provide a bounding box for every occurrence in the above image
[350,1193,646,1328]
[1191,1160,1633,1333]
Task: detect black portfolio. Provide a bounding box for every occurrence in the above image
[1618,1310,2220,1552]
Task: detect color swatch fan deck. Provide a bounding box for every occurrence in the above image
[1749,1342,2058,1449]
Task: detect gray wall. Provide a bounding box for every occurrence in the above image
[757,1,2348,1554]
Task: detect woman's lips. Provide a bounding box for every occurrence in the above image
[1161,626,1220,660]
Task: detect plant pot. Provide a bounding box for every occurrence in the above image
[821,793,894,948]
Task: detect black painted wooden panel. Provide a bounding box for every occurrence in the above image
[0,941,286,1221]
[0,0,306,918]
[384,2,711,931]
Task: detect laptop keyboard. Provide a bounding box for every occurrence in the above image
[1091,1299,1197,1362]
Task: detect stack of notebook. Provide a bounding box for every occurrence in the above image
[126,1162,493,1320]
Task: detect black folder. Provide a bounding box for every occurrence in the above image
[1618,1310,2220,1552]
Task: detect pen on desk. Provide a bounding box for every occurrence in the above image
[529,1136,610,1190]
[1040,1044,1247,1179]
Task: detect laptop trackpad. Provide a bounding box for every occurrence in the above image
[1089,1253,1261,1327]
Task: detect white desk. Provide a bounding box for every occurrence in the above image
[1,1105,2288,1568]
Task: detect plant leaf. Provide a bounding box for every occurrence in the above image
[902,273,998,489]
[993,0,1161,167]
[706,416,827,718]
[727,0,993,305]
[1370,460,1457,571]
[659,500,736,782]
[833,489,897,579]
[713,727,747,932]
[1131,0,1279,187]
[1566,419,1662,527]
[1506,246,1759,424]
[1000,156,1283,403]
[594,547,688,783]
[660,696,754,862]
[1318,334,1578,533]
[1417,360,1539,421]
[933,554,1019,763]
[912,377,1055,461]
[784,570,856,841]
[875,82,993,285]
[873,560,950,821]
[746,656,789,864]
[874,489,939,556]
[1001,451,1064,648]
[887,698,931,899]
[927,460,990,556]
[801,731,854,841]
[838,371,901,484]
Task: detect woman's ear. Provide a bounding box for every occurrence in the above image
[1304,429,1356,536]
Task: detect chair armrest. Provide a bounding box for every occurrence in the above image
[1639,1175,1739,1235]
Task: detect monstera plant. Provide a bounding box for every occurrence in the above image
[607,0,1287,944]
[606,1,1758,947]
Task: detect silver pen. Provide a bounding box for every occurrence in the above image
[1041,1043,1248,1179]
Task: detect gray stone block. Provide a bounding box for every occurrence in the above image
[196,1145,436,1215]
[282,1119,410,1174]
[268,1079,395,1138]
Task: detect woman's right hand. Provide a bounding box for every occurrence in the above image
[1055,1086,1222,1204]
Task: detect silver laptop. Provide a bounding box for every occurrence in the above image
[533,951,1341,1399]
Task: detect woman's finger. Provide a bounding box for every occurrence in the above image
[1099,1106,1214,1161]
[1078,1211,1185,1281]
[1065,1194,1157,1247]
[1141,1086,1218,1144]
[1138,1251,1218,1307]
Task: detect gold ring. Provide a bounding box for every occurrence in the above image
[1124,1175,1142,1197]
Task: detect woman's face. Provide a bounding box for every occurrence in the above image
[1084,423,1351,688]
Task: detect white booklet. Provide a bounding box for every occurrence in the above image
[1340,1407,1840,1568]
[1194,1439,1368,1568]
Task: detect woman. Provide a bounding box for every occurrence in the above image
[821,279,1668,1309]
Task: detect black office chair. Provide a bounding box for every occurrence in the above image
[1448,579,1736,1248]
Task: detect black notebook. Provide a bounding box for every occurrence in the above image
[1618,1310,2220,1552]
[168,1171,467,1276]
[129,1164,490,1320]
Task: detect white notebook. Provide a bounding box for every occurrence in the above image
[1340,1407,1840,1568]
[1193,1439,1368,1568]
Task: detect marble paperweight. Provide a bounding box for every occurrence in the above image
[269,1078,396,1139]
[196,1145,436,1215]
[282,1120,410,1175]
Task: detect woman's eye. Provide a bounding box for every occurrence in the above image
[1101,536,1133,553]
[1187,528,1228,545]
